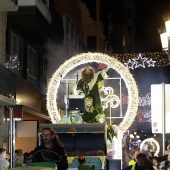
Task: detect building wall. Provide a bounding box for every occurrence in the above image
[0,0,18,149]
[0,106,4,146]
[15,121,37,153]
[55,0,81,33]
[16,76,42,112]
[0,11,7,66]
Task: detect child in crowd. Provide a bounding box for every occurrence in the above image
[0,147,10,170]
[15,149,24,167]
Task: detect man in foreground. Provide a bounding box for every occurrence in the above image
[28,127,68,170]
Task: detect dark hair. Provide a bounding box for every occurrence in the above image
[151,156,160,162]
[136,153,153,168]
[40,127,63,147]
[0,148,6,154]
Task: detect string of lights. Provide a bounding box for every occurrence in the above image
[113,51,169,69]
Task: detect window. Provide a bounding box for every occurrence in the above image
[27,46,38,85]
[6,31,23,76]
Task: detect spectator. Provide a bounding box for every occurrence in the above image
[134,153,154,170]
[151,156,160,167]
[0,148,9,170]
[128,150,140,166]
[161,154,170,170]
[15,149,24,167]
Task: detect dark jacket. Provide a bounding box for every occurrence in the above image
[134,163,154,170]
[31,145,68,170]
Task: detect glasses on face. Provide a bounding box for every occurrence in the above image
[42,134,52,137]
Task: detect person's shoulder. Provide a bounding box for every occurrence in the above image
[55,144,64,148]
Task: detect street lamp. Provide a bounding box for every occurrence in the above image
[158,27,168,51]
[164,19,170,39]
[158,16,170,63]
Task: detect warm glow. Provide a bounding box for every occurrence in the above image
[165,20,170,38]
[160,32,168,51]
[130,134,134,138]
[46,52,139,133]
[16,98,21,105]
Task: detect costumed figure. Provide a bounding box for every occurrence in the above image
[77,66,109,114]
[77,65,115,141]
[82,96,100,123]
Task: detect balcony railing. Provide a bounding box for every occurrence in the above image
[0,64,16,99]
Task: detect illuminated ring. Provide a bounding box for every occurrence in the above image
[46,52,139,133]
[140,138,160,155]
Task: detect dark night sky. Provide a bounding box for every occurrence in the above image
[134,0,170,52]
[81,0,170,141]
[84,0,170,53]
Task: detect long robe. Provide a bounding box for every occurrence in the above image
[77,68,108,114]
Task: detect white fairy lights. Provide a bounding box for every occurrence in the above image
[140,138,160,155]
[46,52,139,133]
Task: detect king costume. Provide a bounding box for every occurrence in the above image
[77,67,109,114]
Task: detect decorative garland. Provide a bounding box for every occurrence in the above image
[115,51,169,69]
[46,52,139,133]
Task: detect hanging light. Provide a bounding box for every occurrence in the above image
[158,27,168,51]
[165,19,170,38]
[163,15,170,63]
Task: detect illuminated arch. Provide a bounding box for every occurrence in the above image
[140,138,160,155]
[46,52,139,133]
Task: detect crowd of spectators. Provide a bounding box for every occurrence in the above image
[122,144,170,170]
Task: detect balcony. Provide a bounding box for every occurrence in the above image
[0,0,18,11]
[17,0,51,24]
[7,0,63,45]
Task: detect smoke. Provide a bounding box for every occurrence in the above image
[45,42,68,81]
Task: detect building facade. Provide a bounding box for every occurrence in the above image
[0,0,107,153]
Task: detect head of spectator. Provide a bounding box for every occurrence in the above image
[151,156,160,165]
[41,127,63,149]
[136,153,153,169]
